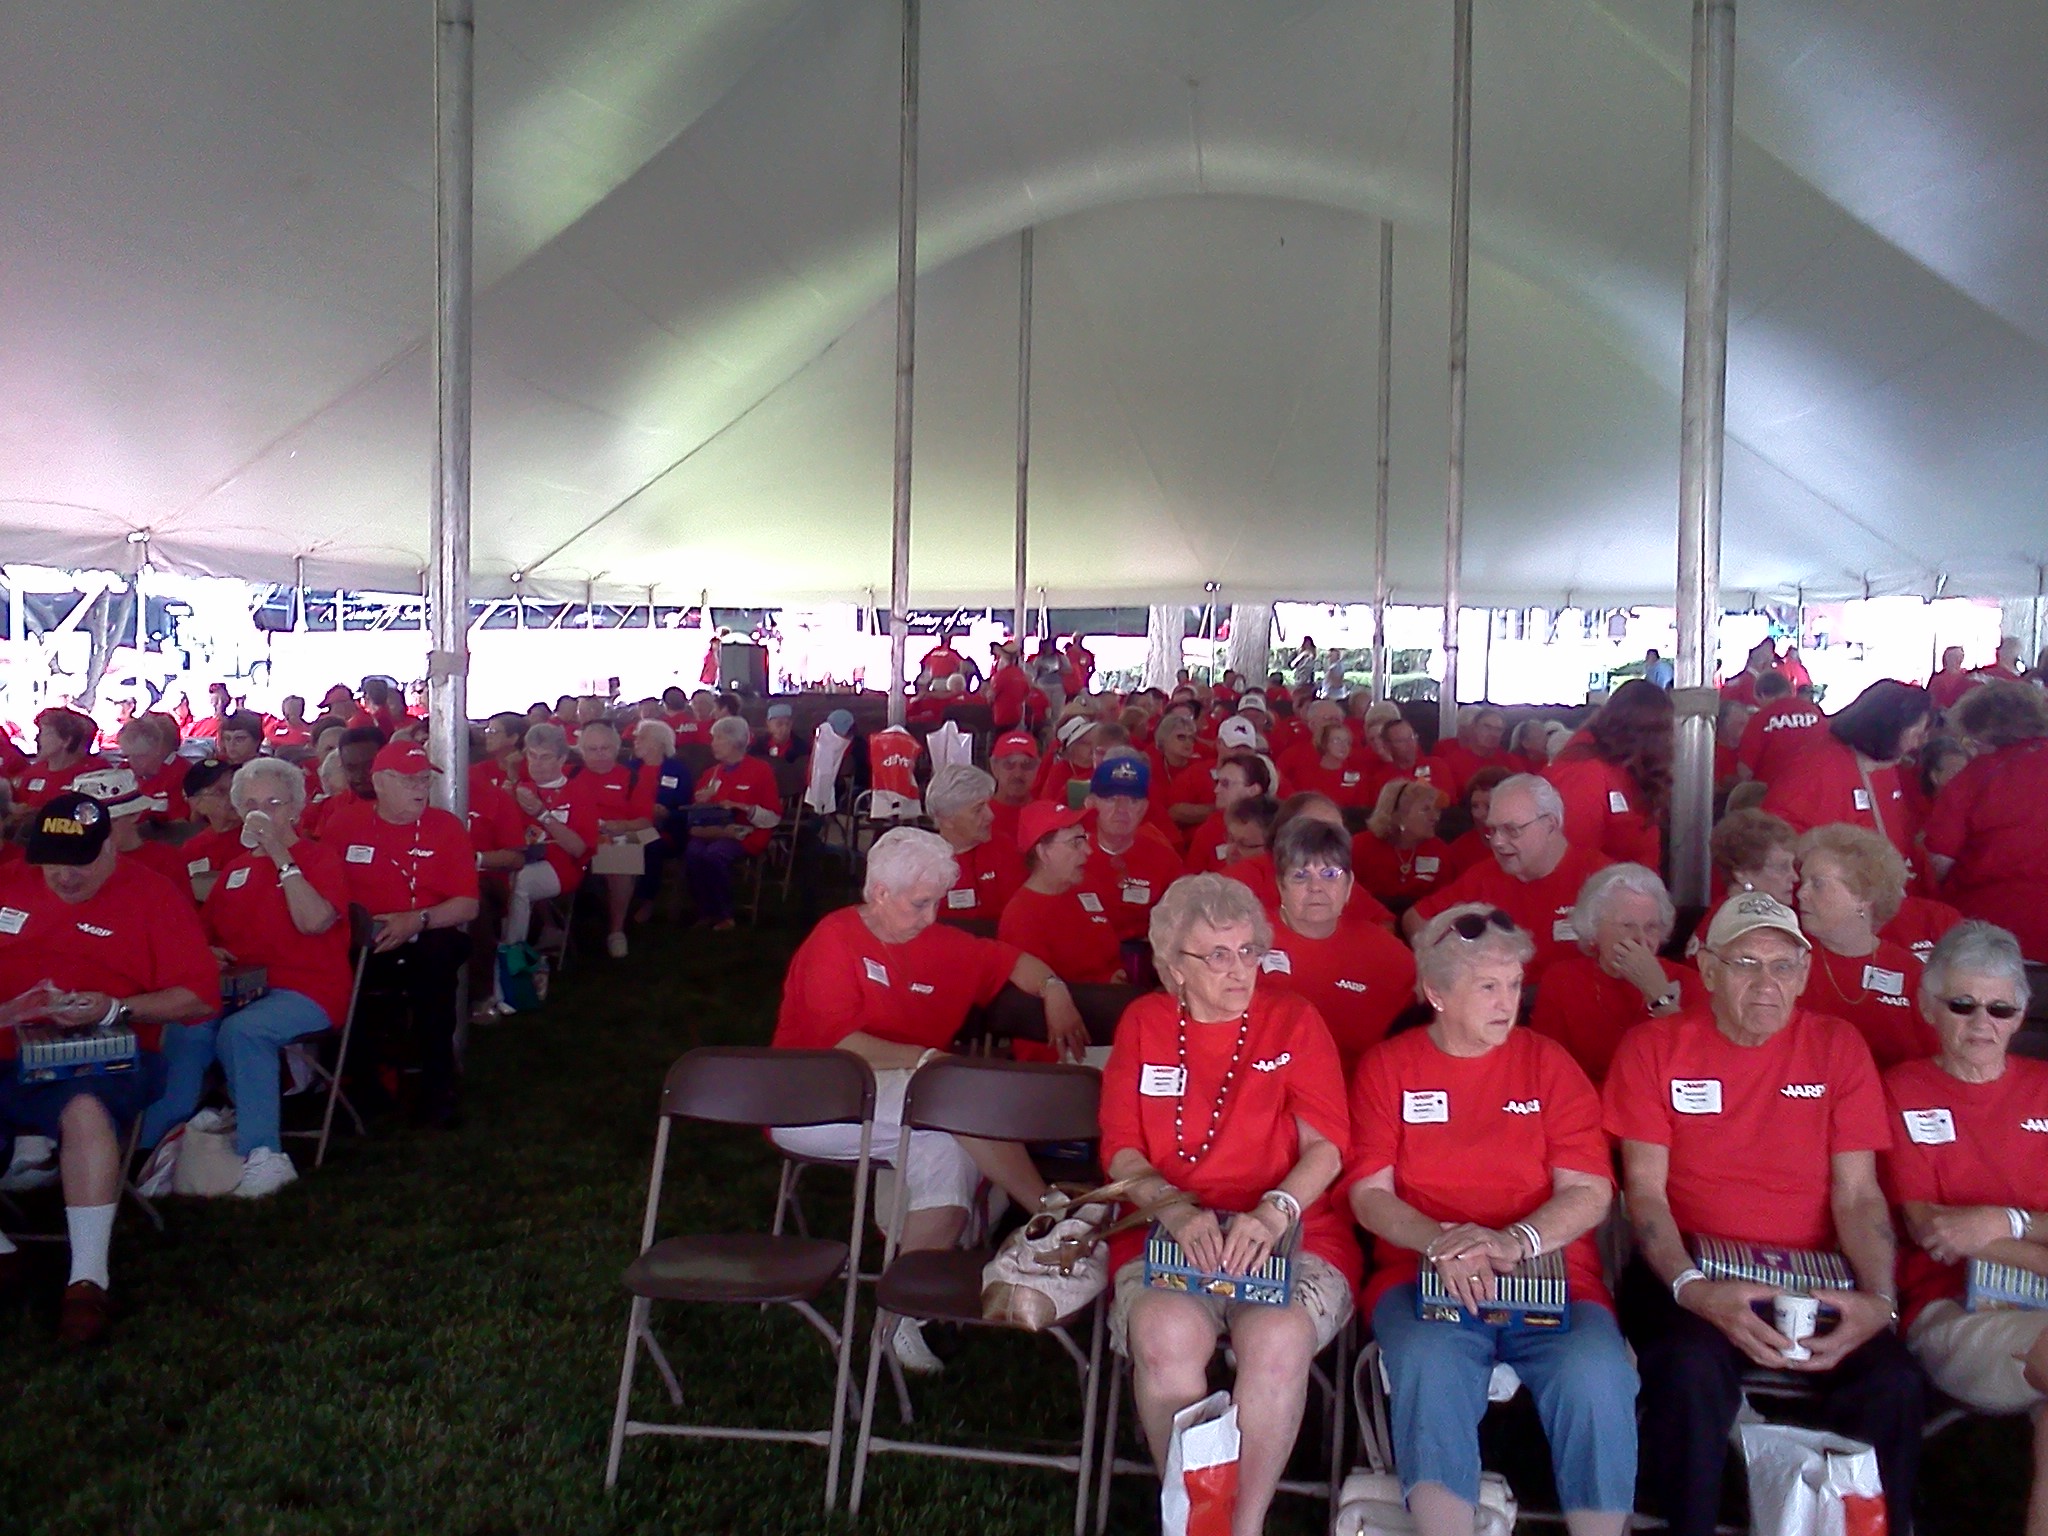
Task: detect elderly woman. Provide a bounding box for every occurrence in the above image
[998,802,1122,982]
[629,718,693,924]
[137,760,353,1196]
[574,721,656,958]
[11,708,105,827]
[1296,721,1374,809]
[1532,863,1705,1085]
[1763,679,1932,862]
[1542,679,1672,868]
[114,715,186,824]
[771,828,1083,1372]
[1926,681,2048,963]
[926,763,1022,927]
[1261,818,1416,1076]
[1348,905,1637,1536]
[683,714,782,930]
[1353,777,1453,909]
[1100,874,1356,1536]
[1885,922,2048,1532]
[1796,824,1935,1069]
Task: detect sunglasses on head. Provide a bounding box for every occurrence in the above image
[1943,997,2022,1021]
[1436,908,1517,946]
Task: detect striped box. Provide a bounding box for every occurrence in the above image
[1965,1259,2048,1313]
[1417,1249,1570,1329]
[1143,1224,1297,1307]
[1689,1235,1853,1294]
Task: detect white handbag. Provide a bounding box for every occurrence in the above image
[980,1178,1191,1331]
[1332,1470,1517,1536]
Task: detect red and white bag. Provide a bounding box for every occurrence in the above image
[1162,1391,1239,1536]
[1739,1424,1887,1536]
[866,726,923,821]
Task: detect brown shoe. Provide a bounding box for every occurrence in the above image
[57,1281,110,1345]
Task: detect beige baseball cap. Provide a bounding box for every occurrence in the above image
[1704,891,1810,951]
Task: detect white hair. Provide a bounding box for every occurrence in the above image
[633,718,676,757]
[1570,862,1676,953]
[525,722,569,758]
[709,715,751,749]
[1491,772,1566,832]
[577,720,620,747]
[1920,920,2031,1013]
[317,748,348,796]
[229,756,307,819]
[925,763,995,819]
[864,828,959,901]
[1413,902,1536,997]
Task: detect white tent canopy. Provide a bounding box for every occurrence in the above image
[6,0,2046,608]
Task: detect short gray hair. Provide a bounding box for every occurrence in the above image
[1491,772,1565,832]
[229,756,306,819]
[633,718,676,757]
[1148,874,1271,965]
[864,827,959,901]
[710,715,751,749]
[925,763,995,819]
[317,748,348,796]
[1920,920,2031,1014]
[1413,902,1536,997]
[577,720,620,749]
[525,722,569,758]
[1570,862,1676,954]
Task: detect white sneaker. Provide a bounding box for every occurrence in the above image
[0,1134,59,1193]
[606,932,629,958]
[231,1148,299,1199]
[889,1315,944,1375]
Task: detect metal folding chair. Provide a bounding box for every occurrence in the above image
[604,1048,875,1507]
[281,903,371,1169]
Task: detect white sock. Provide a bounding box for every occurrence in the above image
[65,1202,116,1289]
[0,1230,17,1255]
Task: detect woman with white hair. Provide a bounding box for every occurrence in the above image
[771,828,1086,1372]
[1885,921,2048,1532]
[629,717,694,924]
[684,714,782,930]
[574,720,656,958]
[504,721,596,959]
[1349,904,1637,1536]
[1531,863,1704,1085]
[924,762,1022,926]
[139,759,353,1197]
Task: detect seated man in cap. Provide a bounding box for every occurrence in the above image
[986,730,1040,851]
[751,702,808,765]
[1603,893,1923,1536]
[0,792,219,1343]
[1080,750,1185,945]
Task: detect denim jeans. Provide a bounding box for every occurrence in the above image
[137,991,331,1155]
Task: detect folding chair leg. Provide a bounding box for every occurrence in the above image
[604,1296,650,1488]
[120,1116,163,1233]
[1094,1356,1124,1535]
[1073,1302,1106,1536]
[848,1308,893,1516]
[642,1328,684,1406]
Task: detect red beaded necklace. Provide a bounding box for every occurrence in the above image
[1172,1005,1253,1163]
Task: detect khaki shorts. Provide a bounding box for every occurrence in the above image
[1909,1299,2048,1416]
[1109,1253,1353,1359]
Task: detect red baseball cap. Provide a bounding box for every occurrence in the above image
[1016,800,1086,853]
[372,741,440,776]
[991,731,1040,760]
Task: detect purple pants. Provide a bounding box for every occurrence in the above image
[684,836,750,921]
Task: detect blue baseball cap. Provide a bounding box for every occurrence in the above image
[1089,756,1150,799]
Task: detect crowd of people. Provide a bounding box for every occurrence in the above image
[5,631,2048,1532]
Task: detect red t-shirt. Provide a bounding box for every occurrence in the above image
[1184,813,1233,874]
[1923,740,2048,962]
[1883,1056,2048,1328]
[697,755,783,855]
[1926,670,1978,713]
[1798,941,1934,1071]
[1720,672,1764,708]
[1529,952,1706,1086]
[1350,831,1453,908]
[997,884,1124,984]
[465,778,528,859]
[520,775,600,889]
[1761,736,1916,865]
[939,837,1025,926]
[1879,894,1964,966]
[1736,699,1826,784]
[772,907,1019,1051]
[1542,752,1661,869]
[1603,1006,1889,1250]
[1098,990,1358,1285]
[1441,827,1491,880]
[265,720,313,751]
[130,760,190,824]
[317,800,480,914]
[1256,911,1416,1076]
[178,827,246,896]
[1346,1025,1614,1316]
[921,644,964,680]
[1081,832,1184,942]
[1295,759,1377,810]
[203,842,354,1027]
[989,662,1035,732]
[1432,741,1507,805]
[0,860,221,1055]
[122,840,199,893]
[988,798,1027,857]
[1409,845,1615,982]
[14,755,107,812]
[579,763,658,826]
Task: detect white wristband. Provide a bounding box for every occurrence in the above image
[2009,1207,2031,1242]
[1260,1189,1302,1228]
[1508,1221,1543,1260]
[1671,1266,1708,1302]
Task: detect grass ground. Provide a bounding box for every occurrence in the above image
[0,894,2033,1534]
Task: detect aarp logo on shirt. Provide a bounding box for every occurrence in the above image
[1780,1083,1826,1100]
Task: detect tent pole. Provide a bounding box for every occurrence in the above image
[1671,0,1736,906]
[428,0,474,819]
[886,0,921,728]
[1440,0,1473,741]
[1013,226,1033,643]
[1373,220,1394,701]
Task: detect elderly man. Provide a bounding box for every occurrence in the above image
[1604,893,1924,1536]
[1402,774,1611,981]
[1433,706,1507,802]
[316,741,480,1123]
[1080,751,1184,943]
[926,763,1022,927]
[1927,645,1977,714]
[986,731,1039,852]
[0,793,218,1342]
[752,702,807,765]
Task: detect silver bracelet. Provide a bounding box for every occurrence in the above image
[2009,1207,2031,1242]
[1259,1188,1302,1228]
[1671,1266,1708,1302]
[1508,1220,1543,1260]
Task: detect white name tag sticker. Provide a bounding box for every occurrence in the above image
[188,857,212,876]
[1414,765,1433,781]
[1140,1064,1187,1097]
[1852,788,1873,812]
[1260,949,1292,975]
[1403,1089,1450,1124]
[1121,880,1151,904]
[861,958,889,986]
[1551,918,1577,943]
[945,888,976,910]
[345,845,376,865]
[225,867,251,890]
[1671,1078,1724,1115]
[1862,965,1906,996]
[1414,856,1441,876]
[659,775,679,789]
[1608,790,1630,814]
[0,908,26,935]
[1341,772,1360,786]
[1902,1108,1956,1146]
[1077,892,1104,914]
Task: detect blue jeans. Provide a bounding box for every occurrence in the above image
[139,1019,219,1150]
[137,991,332,1156]
[1371,1286,1638,1513]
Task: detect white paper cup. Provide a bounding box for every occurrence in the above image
[1773,1292,1820,1361]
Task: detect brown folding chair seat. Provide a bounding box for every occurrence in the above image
[604,1047,876,1507]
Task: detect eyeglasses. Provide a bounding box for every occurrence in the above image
[1180,943,1268,973]
[1483,815,1549,843]
[1433,908,1517,946]
[1281,865,1349,885]
[1714,954,1806,981]
[1943,997,2023,1021]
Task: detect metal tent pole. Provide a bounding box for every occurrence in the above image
[429,0,474,817]
[1373,220,1394,700]
[1671,0,1736,905]
[1013,227,1033,643]
[886,0,921,727]
[1440,0,1473,741]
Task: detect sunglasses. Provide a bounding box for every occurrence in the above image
[1435,908,1517,946]
[1943,997,2023,1022]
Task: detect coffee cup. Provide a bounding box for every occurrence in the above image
[1773,1291,1820,1362]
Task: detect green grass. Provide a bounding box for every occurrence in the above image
[0,898,2032,1534]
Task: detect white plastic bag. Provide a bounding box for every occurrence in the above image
[1331,1470,1516,1536]
[1161,1391,1239,1536]
[1739,1424,1888,1536]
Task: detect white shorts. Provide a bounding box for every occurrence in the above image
[1109,1253,1354,1359]
[1909,1298,2048,1416]
[769,1067,978,1215]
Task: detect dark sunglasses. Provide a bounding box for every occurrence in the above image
[1943,997,2023,1022]
[1435,908,1518,946]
